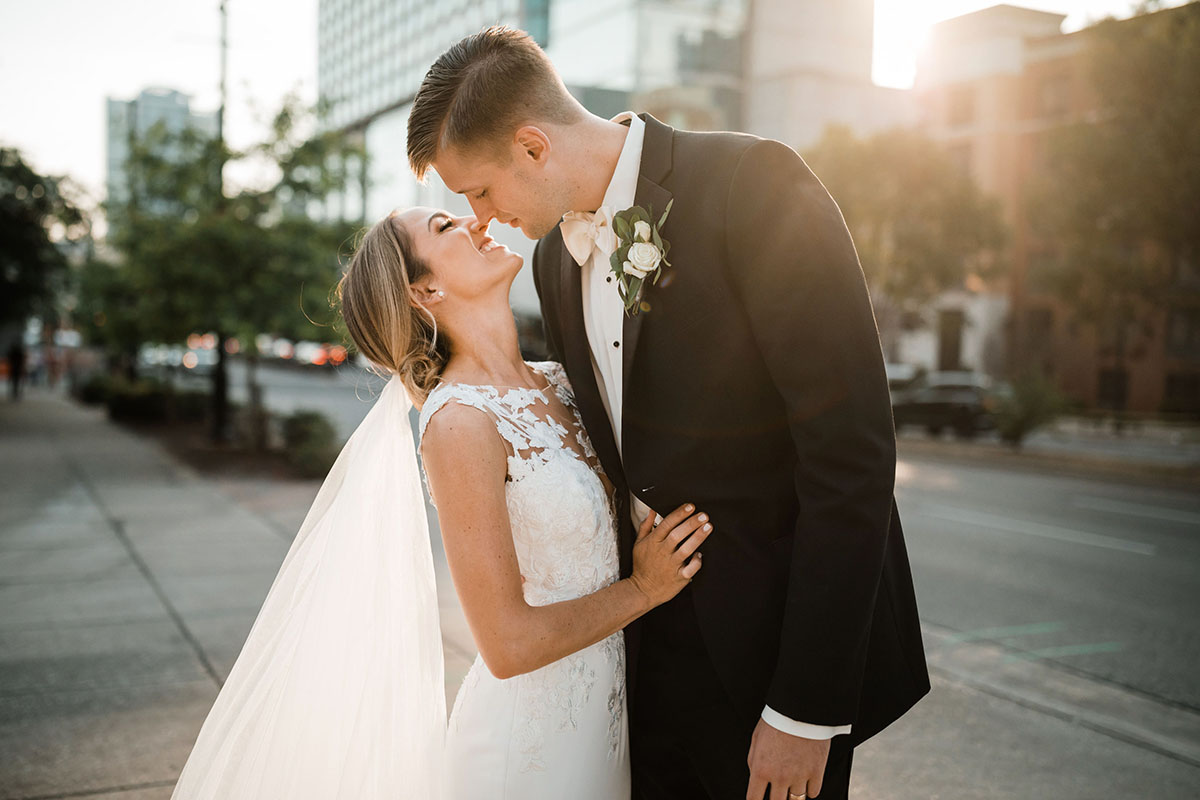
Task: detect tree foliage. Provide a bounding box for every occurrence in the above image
[0,148,88,327]
[102,100,362,348]
[803,125,1007,308]
[1030,3,1200,335]
[84,98,364,441]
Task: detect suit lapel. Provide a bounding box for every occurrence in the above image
[623,114,675,407]
[558,239,626,489]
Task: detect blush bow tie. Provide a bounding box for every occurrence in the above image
[560,206,618,266]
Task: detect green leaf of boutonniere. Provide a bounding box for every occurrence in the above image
[614,214,632,242]
[658,198,674,229]
[610,200,675,317]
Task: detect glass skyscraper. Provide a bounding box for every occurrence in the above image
[317,0,746,313]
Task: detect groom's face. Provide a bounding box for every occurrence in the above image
[433,140,566,241]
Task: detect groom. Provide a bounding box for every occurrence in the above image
[409,27,929,800]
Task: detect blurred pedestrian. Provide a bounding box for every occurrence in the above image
[7,341,27,400]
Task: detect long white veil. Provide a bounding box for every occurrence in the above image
[171,376,446,799]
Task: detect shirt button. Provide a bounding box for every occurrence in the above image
[606,276,613,283]
[613,341,620,348]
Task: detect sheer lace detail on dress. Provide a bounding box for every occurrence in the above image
[418,361,603,488]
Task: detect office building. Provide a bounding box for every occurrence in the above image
[105,88,217,207]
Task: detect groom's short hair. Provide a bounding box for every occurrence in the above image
[407,26,581,181]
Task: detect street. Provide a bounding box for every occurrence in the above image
[229,360,1200,792]
[897,454,1199,711]
[2,370,1197,798]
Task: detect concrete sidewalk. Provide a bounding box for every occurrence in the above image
[1,389,1196,799]
[0,390,475,799]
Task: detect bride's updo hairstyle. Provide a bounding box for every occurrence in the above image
[337,211,449,405]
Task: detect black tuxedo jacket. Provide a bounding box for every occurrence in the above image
[532,114,929,744]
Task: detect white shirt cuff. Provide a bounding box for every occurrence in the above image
[761,705,852,740]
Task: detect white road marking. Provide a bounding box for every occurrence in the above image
[1073,496,1200,527]
[918,504,1158,556]
[943,622,1065,644]
[1004,641,1125,663]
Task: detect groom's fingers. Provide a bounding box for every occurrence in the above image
[746,773,768,800]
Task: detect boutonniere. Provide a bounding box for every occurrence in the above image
[610,199,674,316]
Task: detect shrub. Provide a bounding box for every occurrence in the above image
[76,373,115,406]
[169,390,210,423]
[105,377,170,423]
[995,372,1066,448]
[281,410,339,477]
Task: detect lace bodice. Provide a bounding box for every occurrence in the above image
[418,361,620,607]
[421,363,628,784]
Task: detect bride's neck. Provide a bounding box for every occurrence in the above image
[440,301,532,387]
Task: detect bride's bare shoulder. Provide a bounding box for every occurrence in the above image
[420,401,509,508]
[421,400,505,466]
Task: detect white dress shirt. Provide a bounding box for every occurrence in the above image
[569,111,850,741]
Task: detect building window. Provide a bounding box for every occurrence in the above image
[1175,255,1200,290]
[937,309,966,371]
[1097,368,1129,411]
[1162,372,1200,416]
[1167,308,1200,360]
[521,0,550,47]
[1037,74,1070,118]
[948,86,975,127]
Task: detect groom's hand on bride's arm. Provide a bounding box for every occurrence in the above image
[746,718,830,800]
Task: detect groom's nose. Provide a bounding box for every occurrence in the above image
[467,197,496,226]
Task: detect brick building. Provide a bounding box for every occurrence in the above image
[917,4,1200,415]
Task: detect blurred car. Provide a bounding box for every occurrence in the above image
[891,370,1006,439]
[179,347,218,377]
[291,341,349,368]
[885,362,924,395]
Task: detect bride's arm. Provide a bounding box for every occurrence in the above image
[421,402,709,679]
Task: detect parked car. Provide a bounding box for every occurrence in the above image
[885,362,924,396]
[891,370,1007,439]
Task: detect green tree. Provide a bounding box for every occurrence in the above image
[93,99,364,443]
[1030,3,1200,407]
[0,148,88,328]
[804,125,1007,357]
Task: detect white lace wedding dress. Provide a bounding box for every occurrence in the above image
[418,361,630,799]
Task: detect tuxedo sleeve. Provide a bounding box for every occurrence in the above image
[724,139,897,726]
[531,239,564,364]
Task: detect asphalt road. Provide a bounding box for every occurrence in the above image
[226,361,1200,702]
[222,359,388,441]
[897,453,1200,711]
[226,362,1200,700]
[223,360,1200,793]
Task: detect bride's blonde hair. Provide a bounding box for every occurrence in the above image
[337,211,449,405]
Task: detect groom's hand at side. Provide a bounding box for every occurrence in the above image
[746,718,830,800]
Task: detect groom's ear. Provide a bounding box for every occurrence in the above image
[512,126,550,166]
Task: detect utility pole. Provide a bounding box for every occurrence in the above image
[211,0,231,443]
[218,0,227,152]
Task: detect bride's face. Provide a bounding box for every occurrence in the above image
[395,207,523,305]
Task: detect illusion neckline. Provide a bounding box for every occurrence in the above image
[435,362,554,396]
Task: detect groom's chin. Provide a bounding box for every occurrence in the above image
[523,219,558,241]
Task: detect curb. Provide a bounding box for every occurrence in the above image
[897,438,1200,490]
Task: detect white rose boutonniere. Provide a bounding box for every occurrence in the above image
[611,199,674,316]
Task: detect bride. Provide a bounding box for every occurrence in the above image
[169,207,712,799]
